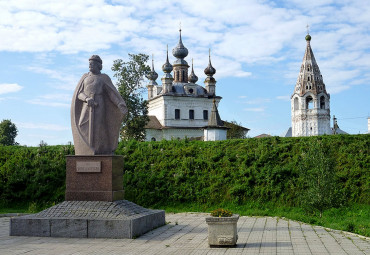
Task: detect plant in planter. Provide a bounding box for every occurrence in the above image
[206,208,239,247]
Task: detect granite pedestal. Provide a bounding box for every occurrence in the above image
[10,155,166,239]
[65,155,124,201]
[10,200,165,238]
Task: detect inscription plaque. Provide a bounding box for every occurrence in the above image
[76,161,101,173]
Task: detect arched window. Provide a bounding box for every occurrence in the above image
[306,96,313,109]
[176,71,180,81]
[320,96,325,109]
[294,97,299,111]
[308,76,310,81]
[182,70,185,81]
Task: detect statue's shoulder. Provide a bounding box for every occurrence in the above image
[100,73,112,81]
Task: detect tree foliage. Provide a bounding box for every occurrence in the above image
[0,119,18,146]
[112,53,151,141]
[298,139,344,217]
[224,120,248,139]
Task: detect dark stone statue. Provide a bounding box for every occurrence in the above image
[71,55,127,155]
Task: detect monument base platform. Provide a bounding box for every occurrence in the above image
[10,200,165,239]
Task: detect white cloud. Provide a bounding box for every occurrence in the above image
[243,107,265,112]
[0,83,23,94]
[27,93,72,108]
[0,0,368,92]
[276,96,290,101]
[17,122,69,131]
[244,98,271,105]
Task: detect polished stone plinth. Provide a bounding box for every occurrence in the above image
[65,155,124,201]
[10,200,165,239]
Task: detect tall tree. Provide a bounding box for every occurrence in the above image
[112,53,151,141]
[299,139,343,217]
[0,119,18,145]
[224,120,249,139]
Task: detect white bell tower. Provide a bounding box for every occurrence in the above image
[291,32,331,137]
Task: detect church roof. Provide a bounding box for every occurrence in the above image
[293,34,328,97]
[145,116,163,130]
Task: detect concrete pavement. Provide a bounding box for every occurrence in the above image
[1,213,369,255]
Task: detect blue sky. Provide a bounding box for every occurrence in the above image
[0,0,369,146]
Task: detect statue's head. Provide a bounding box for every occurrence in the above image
[89,55,103,73]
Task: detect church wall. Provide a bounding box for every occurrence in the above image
[145,128,204,141]
[204,129,227,141]
[145,129,163,141]
[149,96,221,128]
[148,97,165,126]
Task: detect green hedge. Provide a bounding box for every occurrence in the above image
[0,135,369,207]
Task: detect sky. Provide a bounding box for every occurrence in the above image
[0,0,369,146]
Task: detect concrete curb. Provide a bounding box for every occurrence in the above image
[0,213,29,217]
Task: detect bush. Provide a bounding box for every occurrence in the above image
[0,135,369,208]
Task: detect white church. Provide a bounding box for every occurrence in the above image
[144,29,230,141]
[285,33,347,137]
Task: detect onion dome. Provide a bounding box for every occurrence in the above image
[204,49,216,76]
[305,34,311,41]
[188,59,198,83]
[172,29,188,59]
[146,57,158,85]
[162,45,173,73]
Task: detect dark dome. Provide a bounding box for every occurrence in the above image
[204,61,216,76]
[172,30,188,59]
[305,34,311,41]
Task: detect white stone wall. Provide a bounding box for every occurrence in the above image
[204,128,227,141]
[148,96,221,128]
[145,129,163,141]
[148,97,165,126]
[291,93,330,137]
[145,128,203,141]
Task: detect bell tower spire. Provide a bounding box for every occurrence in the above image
[291,32,331,137]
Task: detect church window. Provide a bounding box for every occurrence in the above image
[189,109,194,120]
[175,109,180,120]
[308,67,310,71]
[203,110,208,120]
[294,98,299,111]
[176,71,180,81]
[320,96,325,109]
[308,76,310,81]
[189,88,194,94]
[306,96,313,109]
[182,70,185,81]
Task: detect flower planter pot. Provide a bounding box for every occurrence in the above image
[205,214,239,247]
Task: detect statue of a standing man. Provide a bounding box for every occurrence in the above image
[71,55,127,155]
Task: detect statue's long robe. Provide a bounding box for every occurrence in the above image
[71,72,126,155]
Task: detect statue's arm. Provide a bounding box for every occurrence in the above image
[77,80,94,106]
[77,81,88,102]
[103,74,128,115]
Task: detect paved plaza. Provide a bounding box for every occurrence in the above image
[1,212,369,255]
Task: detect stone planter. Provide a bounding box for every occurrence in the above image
[205,214,239,247]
